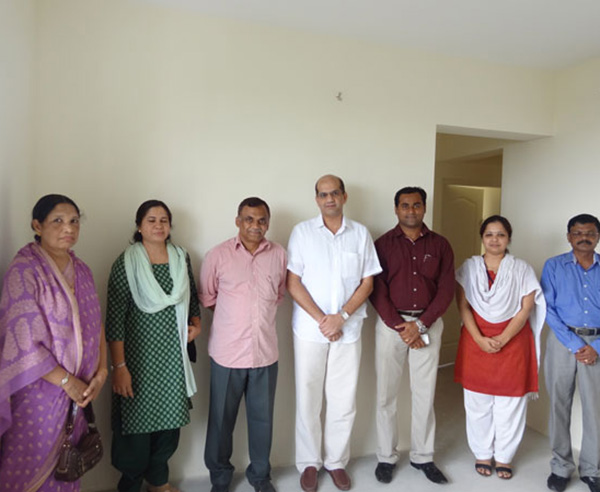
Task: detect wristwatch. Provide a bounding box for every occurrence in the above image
[415,319,428,334]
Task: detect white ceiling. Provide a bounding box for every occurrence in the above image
[139,0,600,69]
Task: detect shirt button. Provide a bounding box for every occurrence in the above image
[585,310,589,314]
[413,288,417,292]
[413,272,417,275]
[413,304,417,308]
[585,323,589,327]
[412,256,416,260]
[585,297,589,301]
[584,285,588,288]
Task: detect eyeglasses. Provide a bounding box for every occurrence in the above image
[317,190,343,199]
[570,231,599,238]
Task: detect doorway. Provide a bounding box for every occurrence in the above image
[433,133,510,365]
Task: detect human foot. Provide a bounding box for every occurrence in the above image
[495,463,512,480]
[475,460,492,477]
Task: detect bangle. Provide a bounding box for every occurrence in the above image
[340,310,350,321]
[60,372,70,386]
[110,361,126,370]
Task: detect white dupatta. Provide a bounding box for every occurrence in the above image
[124,242,197,397]
[456,254,546,367]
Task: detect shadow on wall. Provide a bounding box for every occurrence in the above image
[0,176,15,279]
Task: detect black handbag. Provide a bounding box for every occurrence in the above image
[54,401,103,482]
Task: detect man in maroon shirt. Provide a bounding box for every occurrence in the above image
[370,186,455,485]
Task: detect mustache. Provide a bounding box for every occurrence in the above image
[577,240,593,246]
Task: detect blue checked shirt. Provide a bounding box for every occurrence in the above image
[541,251,600,354]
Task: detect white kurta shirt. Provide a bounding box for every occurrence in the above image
[287,215,382,343]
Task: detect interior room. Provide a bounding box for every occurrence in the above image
[2,1,600,491]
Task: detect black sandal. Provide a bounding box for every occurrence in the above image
[475,463,492,477]
[496,466,513,480]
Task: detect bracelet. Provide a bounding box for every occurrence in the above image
[60,372,70,386]
[340,310,350,321]
[110,361,127,370]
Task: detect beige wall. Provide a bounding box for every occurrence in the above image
[502,58,600,440]
[3,0,588,489]
[0,0,35,277]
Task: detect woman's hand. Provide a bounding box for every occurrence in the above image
[62,375,90,406]
[112,366,134,398]
[187,323,201,342]
[491,334,510,349]
[187,316,201,343]
[476,336,502,354]
[79,367,108,407]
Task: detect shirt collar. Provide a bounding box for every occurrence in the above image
[314,215,349,234]
[565,251,600,266]
[393,222,430,239]
[234,235,270,254]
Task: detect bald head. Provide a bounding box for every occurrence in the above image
[314,174,345,196]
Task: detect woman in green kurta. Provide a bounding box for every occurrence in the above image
[106,200,201,492]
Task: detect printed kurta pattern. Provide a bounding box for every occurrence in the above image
[106,254,199,435]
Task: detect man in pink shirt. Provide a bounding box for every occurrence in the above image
[200,197,287,492]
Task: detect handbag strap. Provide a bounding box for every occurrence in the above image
[64,401,97,436]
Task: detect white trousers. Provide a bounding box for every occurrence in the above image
[375,315,443,464]
[464,389,528,463]
[294,334,361,472]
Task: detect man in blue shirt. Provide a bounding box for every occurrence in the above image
[542,214,600,492]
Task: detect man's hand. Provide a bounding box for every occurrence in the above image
[575,345,598,365]
[409,338,426,349]
[319,314,344,339]
[394,321,422,347]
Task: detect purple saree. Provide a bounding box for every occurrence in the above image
[0,243,102,492]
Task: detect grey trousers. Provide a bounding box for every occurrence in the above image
[544,330,600,478]
[204,358,278,490]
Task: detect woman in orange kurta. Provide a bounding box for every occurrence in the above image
[454,215,545,480]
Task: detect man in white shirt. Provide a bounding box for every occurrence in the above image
[287,174,382,492]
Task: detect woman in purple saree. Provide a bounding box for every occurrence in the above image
[0,194,107,492]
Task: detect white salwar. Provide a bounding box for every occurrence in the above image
[456,254,546,464]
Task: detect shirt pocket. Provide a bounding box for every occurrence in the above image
[420,254,441,279]
[341,251,362,282]
[258,273,280,302]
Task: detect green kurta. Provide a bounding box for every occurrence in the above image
[106,251,200,435]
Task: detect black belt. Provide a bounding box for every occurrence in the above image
[568,326,600,336]
[398,309,424,317]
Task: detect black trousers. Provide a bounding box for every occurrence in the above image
[112,412,180,492]
[204,358,278,490]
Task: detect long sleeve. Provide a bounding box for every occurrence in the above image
[420,238,455,328]
[370,248,404,329]
[541,258,586,353]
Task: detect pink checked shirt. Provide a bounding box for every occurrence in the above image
[199,236,287,368]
